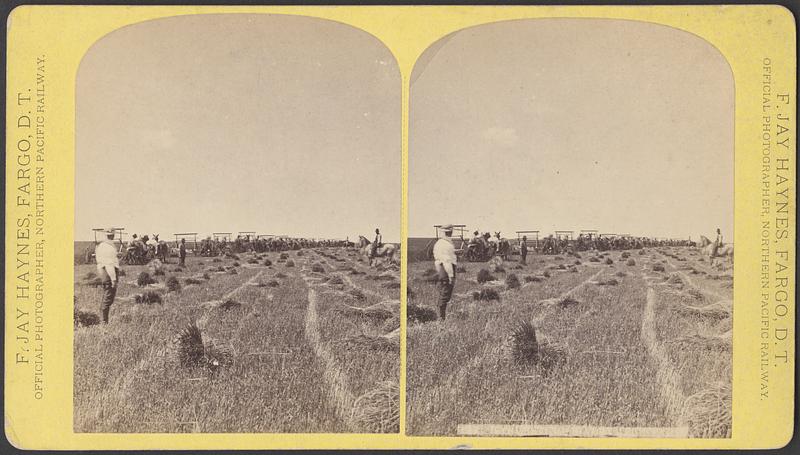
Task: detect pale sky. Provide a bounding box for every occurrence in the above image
[76,14,400,242]
[409,19,734,241]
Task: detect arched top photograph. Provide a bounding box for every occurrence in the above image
[73,13,400,435]
[407,17,734,439]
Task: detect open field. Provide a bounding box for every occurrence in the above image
[406,247,732,437]
[74,247,399,433]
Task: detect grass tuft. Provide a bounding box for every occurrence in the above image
[166,276,181,293]
[74,309,100,327]
[558,297,580,308]
[351,381,400,433]
[135,291,163,304]
[173,323,233,372]
[506,274,521,290]
[407,304,438,324]
[473,288,501,301]
[477,269,496,283]
[137,271,156,287]
[685,383,731,438]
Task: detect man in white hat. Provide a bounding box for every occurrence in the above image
[433,224,458,320]
[95,228,120,323]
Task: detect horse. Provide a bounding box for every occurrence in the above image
[156,241,170,263]
[358,235,399,266]
[493,232,511,260]
[698,235,733,267]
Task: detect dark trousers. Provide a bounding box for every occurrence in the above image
[436,263,456,320]
[521,251,527,264]
[98,267,118,323]
[179,255,186,266]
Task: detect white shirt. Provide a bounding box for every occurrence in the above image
[433,237,457,280]
[95,240,120,282]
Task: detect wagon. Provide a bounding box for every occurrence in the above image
[212,232,233,242]
[92,227,126,245]
[420,224,468,261]
[552,230,575,254]
[85,227,126,263]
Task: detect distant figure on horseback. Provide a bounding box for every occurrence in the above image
[713,228,723,257]
[699,228,733,268]
[358,233,398,266]
[371,228,382,259]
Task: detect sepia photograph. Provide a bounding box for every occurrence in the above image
[73,14,400,433]
[406,19,733,438]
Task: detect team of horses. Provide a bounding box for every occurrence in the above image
[198,236,352,257]
[453,230,733,269]
[114,239,169,265]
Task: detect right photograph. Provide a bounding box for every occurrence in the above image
[407,19,733,438]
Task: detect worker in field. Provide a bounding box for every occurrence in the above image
[713,228,723,258]
[147,234,158,255]
[370,228,382,259]
[470,230,481,245]
[95,228,120,324]
[433,224,457,320]
[520,235,528,265]
[179,238,187,266]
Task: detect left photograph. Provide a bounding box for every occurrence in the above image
[73,14,400,433]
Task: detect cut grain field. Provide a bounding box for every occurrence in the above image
[406,247,732,437]
[74,247,399,433]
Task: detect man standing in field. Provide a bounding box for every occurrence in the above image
[433,224,457,320]
[520,235,528,265]
[95,228,120,324]
[713,228,723,257]
[371,228,382,259]
[179,238,187,266]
